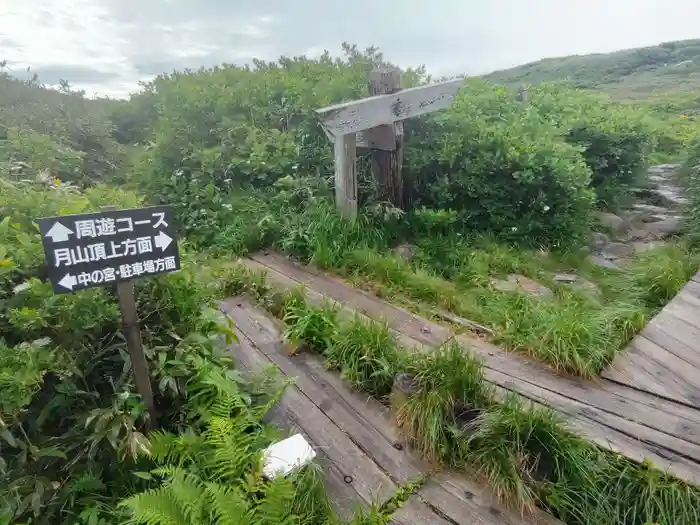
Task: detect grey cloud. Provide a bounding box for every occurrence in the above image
[28,66,121,85]
[5,0,700,96]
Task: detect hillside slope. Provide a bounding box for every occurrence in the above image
[486,39,700,101]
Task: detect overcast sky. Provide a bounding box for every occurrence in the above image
[1,1,699,98]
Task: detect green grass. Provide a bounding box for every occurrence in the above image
[222,265,700,525]
[395,341,492,462]
[327,235,698,377]
[211,213,699,378]
[326,316,406,399]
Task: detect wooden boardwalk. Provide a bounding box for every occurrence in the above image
[240,252,700,487]
[603,273,700,407]
[219,296,562,525]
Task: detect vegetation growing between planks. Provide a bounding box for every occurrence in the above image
[225,263,700,525]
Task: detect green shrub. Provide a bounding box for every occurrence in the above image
[528,83,652,209]
[404,80,595,248]
[0,73,124,185]
[681,139,700,245]
[0,179,277,525]
[566,125,648,208]
[1,127,85,183]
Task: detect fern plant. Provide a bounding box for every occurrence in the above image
[121,379,336,525]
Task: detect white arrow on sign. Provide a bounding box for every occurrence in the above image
[58,273,78,290]
[154,231,173,251]
[45,222,73,243]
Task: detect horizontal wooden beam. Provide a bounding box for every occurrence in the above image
[321,126,397,151]
[317,79,464,136]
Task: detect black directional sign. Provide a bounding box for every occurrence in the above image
[37,205,180,294]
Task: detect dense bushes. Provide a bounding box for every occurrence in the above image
[404,81,595,247]
[681,139,700,244]
[137,64,657,250]
[527,83,652,208]
[0,74,124,186]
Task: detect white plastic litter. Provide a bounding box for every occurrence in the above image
[262,433,316,479]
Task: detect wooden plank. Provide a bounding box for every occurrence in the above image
[642,313,700,369]
[419,471,544,525]
[327,127,398,151]
[220,300,396,512]
[664,299,700,331]
[678,279,700,302]
[250,252,445,348]
[242,257,424,352]
[229,334,370,520]
[334,133,357,220]
[317,79,464,136]
[604,336,700,406]
[250,252,700,437]
[221,297,562,525]
[221,297,425,485]
[246,252,700,484]
[390,496,454,525]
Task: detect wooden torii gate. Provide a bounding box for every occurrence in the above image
[316,68,464,220]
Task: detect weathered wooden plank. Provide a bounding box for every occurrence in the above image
[679,279,700,302]
[334,133,357,220]
[419,471,549,525]
[220,300,396,511]
[245,252,700,484]
[604,336,700,406]
[487,365,700,482]
[326,127,398,151]
[642,312,700,369]
[664,299,700,331]
[317,79,464,136]
[390,496,454,525]
[222,297,562,525]
[249,252,699,432]
[250,252,445,348]
[228,335,371,520]
[222,298,425,485]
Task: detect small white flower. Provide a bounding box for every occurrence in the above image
[543,205,551,212]
[223,178,232,184]
[511,226,518,232]
[13,282,30,294]
[222,203,233,210]
[292,164,299,170]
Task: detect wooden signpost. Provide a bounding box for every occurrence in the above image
[317,70,464,219]
[37,205,181,425]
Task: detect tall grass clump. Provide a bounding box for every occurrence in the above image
[326,316,406,398]
[395,341,493,462]
[465,395,593,512]
[615,244,700,309]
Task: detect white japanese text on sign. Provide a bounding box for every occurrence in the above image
[38,206,180,293]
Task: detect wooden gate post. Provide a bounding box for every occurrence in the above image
[368,68,405,208]
[334,132,357,220]
[317,77,464,221]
